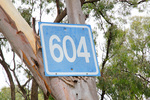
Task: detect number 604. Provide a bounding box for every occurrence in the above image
[49,35,90,63]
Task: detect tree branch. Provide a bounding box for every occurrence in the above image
[135,73,150,83]
[39,0,42,21]
[120,0,147,5]
[91,3,114,100]
[56,0,61,15]
[120,0,133,5]
[122,69,150,83]
[0,46,15,100]
[99,10,113,25]
[13,69,27,98]
[32,17,36,34]
[100,26,113,100]
[83,0,100,4]
[22,77,32,87]
[138,0,147,4]
[0,45,5,61]
[92,3,113,25]
[0,37,6,40]
[101,30,112,74]
[12,52,27,99]
[12,52,16,71]
[54,8,67,23]
[101,89,105,100]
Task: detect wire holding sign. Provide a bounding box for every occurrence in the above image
[39,22,100,76]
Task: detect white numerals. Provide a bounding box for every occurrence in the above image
[77,37,90,63]
[63,36,76,62]
[49,35,63,62]
[49,35,90,63]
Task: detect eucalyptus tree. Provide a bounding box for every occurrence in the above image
[0,0,98,100]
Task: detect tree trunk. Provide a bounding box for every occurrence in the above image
[31,78,38,100]
[0,0,98,99]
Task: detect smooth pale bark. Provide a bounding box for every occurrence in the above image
[0,2,48,96]
[65,0,99,99]
[0,0,98,100]
[65,0,85,24]
[0,0,36,53]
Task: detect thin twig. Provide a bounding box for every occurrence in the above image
[120,0,147,5]
[83,0,100,4]
[22,77,32,87]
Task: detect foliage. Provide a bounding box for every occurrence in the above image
[97,16,150,99]
[0,87,54,100]
[82,0,150,99]
[0,87,23,100]
[0,87,11,100]
[16,0,57,25]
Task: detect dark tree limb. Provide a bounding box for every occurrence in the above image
[56,0,61,15]
[92,3,113,76]
[100,27,113,100]
[90,2,114,100]
[12,63,27,100]
[101,29,113,75]
[12,53,28,100]
[39,0,43,22]
[99,10,113,25]
[92,3,113,25]
[0,46,5,60]
[0,37,6,40]
[122,69,150,83]
[0,46,15,100]
[138,0,147,4]
[22,78,32,87]
[101,89,105,100]
[54,8,67,23]
[83,0,100,4]
[136,74,150,83]
[32,17,36,34]
[120,0,147,5]
[31,16,39,100]
[31,78,39,100]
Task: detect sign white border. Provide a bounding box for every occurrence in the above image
[40,23,99,76]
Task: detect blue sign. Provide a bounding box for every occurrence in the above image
[39,22,100,76]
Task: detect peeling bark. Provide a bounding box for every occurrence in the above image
[0,5,48,95]
[0,0,36,53]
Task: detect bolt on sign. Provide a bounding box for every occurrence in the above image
[39,22,100,76]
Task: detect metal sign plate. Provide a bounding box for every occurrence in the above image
[39,22,100,76]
